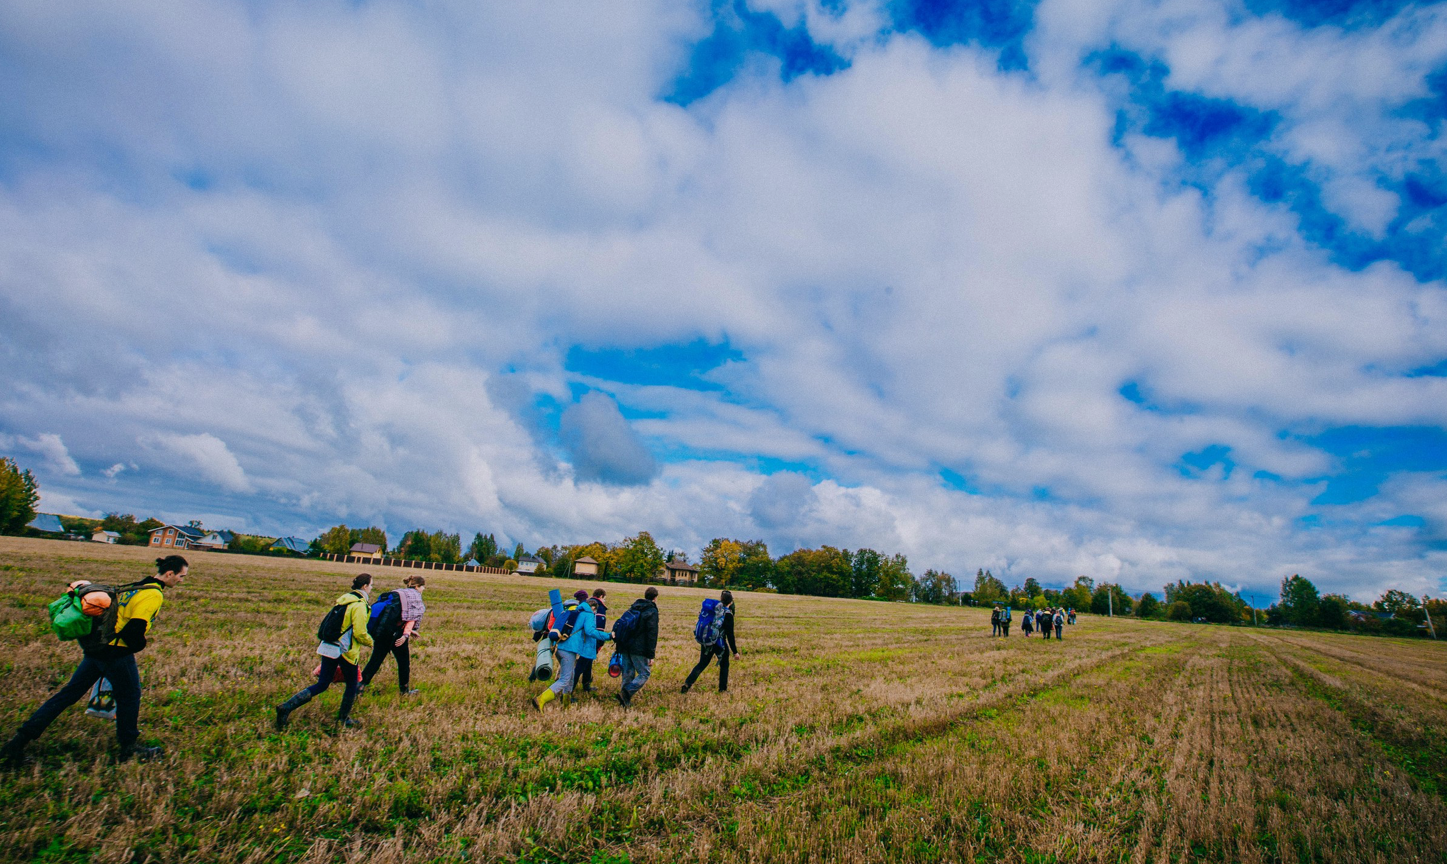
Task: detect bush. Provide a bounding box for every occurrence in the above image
[1136,593,1160,618]
[1167,601,1192,621]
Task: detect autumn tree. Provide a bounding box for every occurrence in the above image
[700,538,745,587]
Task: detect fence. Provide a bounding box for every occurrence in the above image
[316,553,513,575]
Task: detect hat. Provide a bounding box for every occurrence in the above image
[574,589,590,601]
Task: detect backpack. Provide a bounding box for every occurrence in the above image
[612,606,643,645]
[694,599,728,647]
[554,605,586,642]
[367,591,402,638]
[317,591,362,643]
[48,581,151,648]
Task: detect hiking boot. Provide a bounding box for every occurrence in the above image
[617,689,632,709]
[275,690,313,731]
[118,744,163,763]
[1,738,29,770]
[400,689,420,698]
[339,718,362,729]
[357,683,368,696]
[680,683,691,694]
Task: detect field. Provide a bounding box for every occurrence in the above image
[0,538,1445,864]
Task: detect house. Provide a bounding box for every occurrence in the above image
[193,531,230,551]
[573,556,600,577]
[92,530,121,544]
[149,524,204,550]
[27,513,64,534]
[660,558,700,585]
[271,537,310,555]
[350,542,383,560]
[516,555,543,574]
[464,558,481,568]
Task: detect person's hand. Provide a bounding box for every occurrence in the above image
[395,634,408,647]
[733,652,741,659]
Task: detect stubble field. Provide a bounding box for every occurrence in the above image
[0,537,1444,863]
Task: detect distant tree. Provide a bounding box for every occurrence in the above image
[432,532,461,564]
[468,533,499,563]
[1279,574,1321,627]
[0,458,39,535]
[503,558,518,572]
[513,542,526,562]
[355,526,388,552]
[613,532,665,583]
[774,547,851,596]
[1023,577,1042,598]
[1167,600,1192,621]
[1318,594,1350,630]
[973,569,1008,603]
[700,538,745,588]
[914,570,955,605]
[877,554,915,601]
[1091,584,1134,616]
[851,548,884,598]
[1169,582,1241,624]
[1375,590,1424,621]
[398,530,431,561]
[318,524,352,556]
[1062,576,1094,611]
[734,540,775,590]
[1135,592,1161,618]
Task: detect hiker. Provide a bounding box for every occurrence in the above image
[528,592,582,682]
[572,588,608,695]
[1054,608,1065,640]
[612,587,660,708]
[3,555,188,766]
[1001,605,1012,637]
[360,574,425,697]
[682,590,739,694]
[532,589,611,710]
[1021,609,1034,636]
[990,606,1002,636]
[1037,609,1050,638]
[1068,608,1076,625]
[275,574,374,730]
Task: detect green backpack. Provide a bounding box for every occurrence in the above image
[47,581,148,646]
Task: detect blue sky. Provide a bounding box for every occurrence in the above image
[1,0,1445,601]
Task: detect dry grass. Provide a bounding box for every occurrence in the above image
[1,537,1444,863]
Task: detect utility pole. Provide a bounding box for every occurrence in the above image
[1425,595,1437,640]
[1108,584,1113,618]
[1248,593,1258,626]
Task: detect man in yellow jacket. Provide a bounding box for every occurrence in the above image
[275,574,374,730]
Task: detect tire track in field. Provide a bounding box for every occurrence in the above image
[633,637,1184,863]
[1254,632,1447,704]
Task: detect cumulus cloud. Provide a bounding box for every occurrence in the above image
[0,0,1442,601]
[559,392,658,486]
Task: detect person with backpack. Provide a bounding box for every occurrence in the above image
[1020,609,1034,637]
[360,574,425,697]
[275,574,374,730]
[1001,605,1012,637]
[2,555,188,766]
[1054,608,1065,640]
[682,590,738,694]
[990,606,1001,636]
[612,587,659,708]
[572,588,608,695]
[1068,608,1077,625]
[1037,609,1049,638]
[532,589,611,711]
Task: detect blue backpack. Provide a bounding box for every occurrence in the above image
[366,591,401,639]
[694,599,727,647]
[612,607,642,643]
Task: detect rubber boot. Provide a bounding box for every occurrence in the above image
[275,690,313,730]
[560,693,572,708]
[117,744,163,763]
[532,689,556,712]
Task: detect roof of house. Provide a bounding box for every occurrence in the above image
[94,530,121,539]
[151,523,205,539]
[464,558,481,567]
[575,556,599,564]
[28,513,64,533]
[666,560,699,571]
[271,536,310,553]
[518,555,543,564]
[350,543,383,554]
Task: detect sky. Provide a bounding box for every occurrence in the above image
[1,0,1445,602]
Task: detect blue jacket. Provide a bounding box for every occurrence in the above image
[558,602,611,659]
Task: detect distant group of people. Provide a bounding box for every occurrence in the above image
[991,605,1074,639]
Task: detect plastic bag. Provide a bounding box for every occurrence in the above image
[85,677,116,721]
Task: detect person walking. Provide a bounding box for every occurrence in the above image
[1001,605,1012,637]
[1068,608,1077,625]
[533,590,611,710]
[2,556,188,766]
[1038,609,1050,638]
[572,588,608,695]
[360,574,426,697]
[1054,608,1065,640]
[682,590,739,694]
[275,574,374,730]
[1021,609,1034,637]
[990,606,1002,636]
[613,587,660,708]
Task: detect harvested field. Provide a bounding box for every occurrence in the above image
[0,536,1443,863]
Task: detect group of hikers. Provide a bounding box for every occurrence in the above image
[1,555,743,765]
[990,605,1075,639]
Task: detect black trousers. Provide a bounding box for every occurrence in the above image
[684,645,730,692]
[305,656,360,719]
[572,657,595,691]
[361,633,411,691]
[15,654,142,749]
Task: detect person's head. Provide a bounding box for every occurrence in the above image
[592,587,606,599]
[404,574,426,590]
[644,587,658,601]
[720,590,733,608]
[154,555,189,587]
[352,573,373,592]
[573,589,590,602]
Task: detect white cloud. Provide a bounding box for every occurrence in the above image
[143,433,252,494]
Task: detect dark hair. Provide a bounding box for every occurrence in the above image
[592,587,607,598]
[644,587,658,600]
[155,555,188,575]
[404,574,426,588]
[720,590,733,607]
[352,573,373,590]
